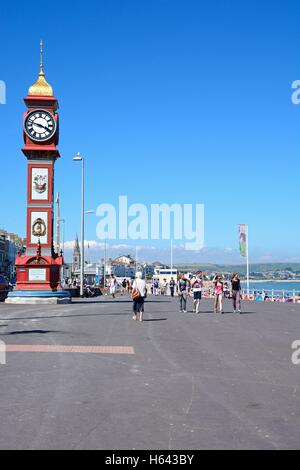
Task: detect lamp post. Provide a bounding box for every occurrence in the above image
[84,210,95,265]
[73,153,84,297]
[58,218,65,254]
[58,218,65,282]
[170,238,173,273]
[104,237,107,288]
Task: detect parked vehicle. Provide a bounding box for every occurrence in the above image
[0,275,10,301]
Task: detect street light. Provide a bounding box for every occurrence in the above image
[72,152,84,297]
[58,218,65,254]
[84,210,95,265]
[58,218,65,282]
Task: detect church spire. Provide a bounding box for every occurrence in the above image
[74,234,80,252]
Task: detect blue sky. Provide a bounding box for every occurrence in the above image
[0,0,299,263]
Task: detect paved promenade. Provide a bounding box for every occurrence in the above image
[0,296,299,450]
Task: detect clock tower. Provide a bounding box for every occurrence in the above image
[6,42,71,304]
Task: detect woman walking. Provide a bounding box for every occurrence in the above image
[131,272,147,322]
[231,272,242,313]
[191,271,203,314]
[213,275,224,314]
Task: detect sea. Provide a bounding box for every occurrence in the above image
[241,281,300,294]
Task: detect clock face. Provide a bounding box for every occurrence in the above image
[24,109,56,142]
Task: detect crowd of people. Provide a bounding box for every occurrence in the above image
[104,271,244,322]
[63,273,298,308]
[174,271,242,315]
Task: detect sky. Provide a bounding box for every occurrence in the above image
[0,0,299,264]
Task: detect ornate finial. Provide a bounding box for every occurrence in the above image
[40,39,44,73]
[28,40,54,96]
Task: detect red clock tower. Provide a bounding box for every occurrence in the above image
[6,42,71,304]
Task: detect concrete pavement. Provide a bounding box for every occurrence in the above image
[0,295,299,449]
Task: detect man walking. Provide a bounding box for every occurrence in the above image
[169,277,176,297]
[109,274,117,299]
[177,273,189,312]
[231,272,242,313]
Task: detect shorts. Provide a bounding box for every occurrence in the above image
[193,291,202,300]
[133,297,145,312]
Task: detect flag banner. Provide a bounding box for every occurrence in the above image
[239,224,247,257]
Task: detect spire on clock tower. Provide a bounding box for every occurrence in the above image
[28,40,54,97]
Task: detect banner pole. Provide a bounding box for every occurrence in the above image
[246,225,250,295]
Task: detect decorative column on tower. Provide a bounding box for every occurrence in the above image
[6,42,71,304]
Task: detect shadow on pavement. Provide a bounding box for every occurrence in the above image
[0,312,135,322]
[0,329,64,335]
[142,318,167,322]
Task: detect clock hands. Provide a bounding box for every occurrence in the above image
[29,121,53,133]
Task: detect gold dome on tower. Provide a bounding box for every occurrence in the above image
[28,40,54,97]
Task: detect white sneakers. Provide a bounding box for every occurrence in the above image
[133,313,143,321]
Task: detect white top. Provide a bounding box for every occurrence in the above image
[192,276,203,292]
[132,278,147,297]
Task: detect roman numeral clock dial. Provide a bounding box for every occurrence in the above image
[24,109,56,142]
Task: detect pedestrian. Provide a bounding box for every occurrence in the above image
[177,273,189,312]
[109,274,117,299]
[121,278,127,295]
[169,277,176,297]
[191,271,203,313]
[162,279,167,296]
[213,275,224,314]
[231,272,242,313]
[153,278,159,296]
[131,272,147,322]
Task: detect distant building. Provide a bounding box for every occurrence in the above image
[112,255,135,266]
[0,230,25,280]
[153,267,178,284]
[72,235,81,274]
[142,263,155,278]
[0,233,6,275]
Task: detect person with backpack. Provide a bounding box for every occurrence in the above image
[131,272,147,322]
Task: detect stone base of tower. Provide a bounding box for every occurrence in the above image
[6,290,71,304]
[6,253,71,304]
